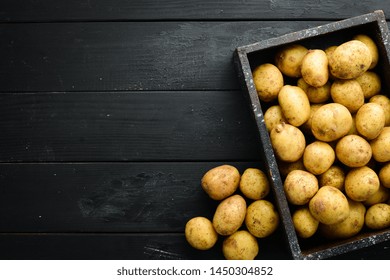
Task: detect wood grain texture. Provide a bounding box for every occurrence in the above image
[0,91,261,162]
[0,0,388,22]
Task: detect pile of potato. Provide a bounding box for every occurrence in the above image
[253,34,390,241]
[185,165,279,260]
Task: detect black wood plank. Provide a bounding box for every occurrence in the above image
[0,21,330,92]
[1,0,388,22]
[0,91,261,162]
[0,162,267,233]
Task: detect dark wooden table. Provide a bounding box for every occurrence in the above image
[0,0,389,260]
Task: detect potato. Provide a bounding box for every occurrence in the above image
[318,165,345,191]
[370,94,390,126]
[320,199,366,239]
[309,186,350,225]
[355,71,381,99]
[239,168,270,200]
[301,49,329,87]
[277,158,306,178]
[353,34,379,69]
[201,165,240,200]
[330,79,364,113]
[379,163,390,188]
[301,104,323,135]
[347,113,358,135]
[270,122,306,162]
[355,103,385,140]
[284,170,319,205]
[364,185,390,206]
[292,206,319,238]
[344,166,380,202]
[245,200,279,238]
[275,44,308,78]
[365,203,390,230]
[222,230,259,260]
[303,141,335,175]
[213,194,246,236]
[311,103,353,142]
[185,217,218,250]
[264,105,287,132]
[297,77,310,93]
[253,63,284,102]
[278,85,311,127]
[306,81,331,104]
[335,135,372,167]
[324,45,338,59]
[328,40,371,79]
[370,127,390,162]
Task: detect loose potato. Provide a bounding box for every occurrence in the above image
[264,105,287,132]
[364,185,390,206]
[253,63,284,102]
[239,168,270,200]
[213,194,246,236]
[335,135,372,167]
[201,165,240,200]
[301,49,329,87]
[284,170,319,205]
[365,203,390,230]
[370,94,390,126]
[355,71,381,99]
[245,200,279,238]
[275,44,308,78]
[370,127,390,162]
[306,82,331,104]
[353,34,379,69]
[222,230,259,260]
[292,206,319,238]
[303,141,335,175]
[330,79,364,113]
[278,85,311,127]
[379,163,390,188]
[320,199,366,239]
[185,217,218,250]
[318,165,345,191]
[270,122,306,162]
[356,103,385,140]
[311,103,353,142]
[329,40,372,79]
[344,166,380,202]
[309,186,350,225]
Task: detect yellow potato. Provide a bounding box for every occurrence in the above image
[297,77,310,93]
[306,81,331,104]
[292,206,319,238]
[222,230,259,260]
[275,44,308,78]
[303,141,335,175]
[301,49,329,87]
[201,165,240,200]
[355,71,381,99]
[364,185,390,206]
[309,186,350,225]
[185,217,218,250]
[320,199,366,239]
[245,200,279,238]
[318,165,345,190]
[277,158,306,178]
[213,194,246,236]
[353,34,379,69]
[365,203,390,230]
[379,163,390,188]
[284,170,319,205]
[370,94,390,126]
[344,166,380,202]
[301,104,323,136]
[264,105,288,132]
[239,168,270,200]
[356,103,385,140]
[330,79,364,113]
[329,40,371,79]
[278,85,311,127]
[335,134,372,167]
[253,63,284,102]
[370,127,390,162]
[311,103,353,142]
[270,122,306,162]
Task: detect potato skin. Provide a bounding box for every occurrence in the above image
[306,82,331,104]
[239,168,270,200]
[344,166,380,202]
[253,63,284,102]
[185,217,218,250]
[275,44,308,78]
[213,194,246,236]
[356,71,381,99]
[370,95,390,126]
[370,127,390,162]
[365,203,390,230]
[335,135,372,168]
[318,165,345,190]
[353,34,379,69]
[355,103,385,140]
[201,165,240,200]
[364,185,390,206]
[245,200,279,238]
[292,207,319,238]
[379,163,390,188]
[330,79,364,113]
[303,141,335,175]
[222,230,259,260]
[284,170,319,205]
[278,85,311,127]
[329,40,372,79]
[301,49,329,87]
[264,105,287,132]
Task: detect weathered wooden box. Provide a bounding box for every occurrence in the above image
[234,10,390,259]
